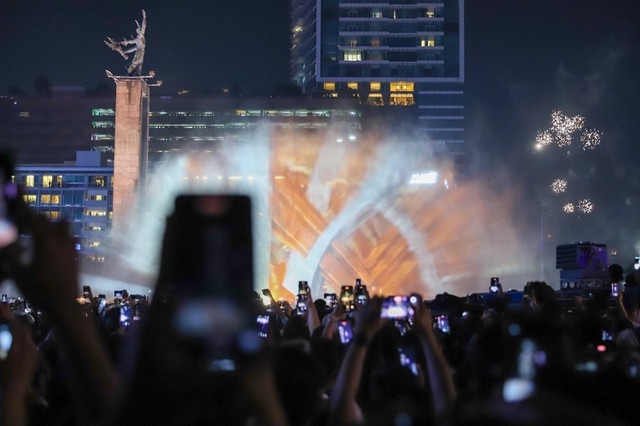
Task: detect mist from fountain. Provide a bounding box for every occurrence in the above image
[98,126,536,300]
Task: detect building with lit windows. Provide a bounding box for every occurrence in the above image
[290,0,464,162]
[12,151,113,263]
[1,95,361,165]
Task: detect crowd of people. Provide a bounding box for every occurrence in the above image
[1,212,640,425]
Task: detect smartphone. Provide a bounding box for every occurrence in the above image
[1,294,7,303]
[398,345,420,376]
[83,285,91,299]
[490,277,500,294]
[114,290,123,299]
[298,281,309,300]
[120,304,132,327]
[611,282,619,298]
[338,320,353,344]
[601,330,613,341]
[635,256,640,271]
[169,195,257,371]
[437,314,450,333]
[503,338,537,402]
[381,296,414,319]
[324,293,337,308]
[356,284,368,306]
[97,296,107,314]
[295,294,307,315]
[0,324,12,361]
[340,285,355,312]
[257,314,269,339]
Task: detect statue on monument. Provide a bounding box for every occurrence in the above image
[105,10,147,76]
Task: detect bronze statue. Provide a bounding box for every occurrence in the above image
[105,10,147,76]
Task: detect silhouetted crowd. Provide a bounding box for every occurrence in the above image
[1,209,640,425]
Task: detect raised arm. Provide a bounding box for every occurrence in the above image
[329,297,384,426]
[12,216,122,420]
[412,298,457,417]
[139,9,147,35]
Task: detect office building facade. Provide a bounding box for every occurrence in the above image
[291,0,464,159]
[12,151,113,263]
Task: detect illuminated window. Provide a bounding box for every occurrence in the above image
[50,195,61,205]
[92,108,115,116]
[420,39,426,47]
[370,82,381,91]
[372,11,382,18]
[23,194,37,204]
[85,209,107,217]
[349,40,358,47]
[347,82,358,90]
[428,39,435,47]
[426,10,435,18]
[41,194,51,204]
[88,241,101,248]
[390,82,414,92]
[390,94,415,106]
[90,176,106,187]
[19,111,29,118]
[367,93,384,106]
[25,175,34,187]
[50,211,60,220]
[87,195,105,201]
[371,39,381,47]
[43,175,53,188]
[324,82,336,91]
[92,121,114,128]
[344,51,362,61]
[293,25,303,33]
[91,134,114,141]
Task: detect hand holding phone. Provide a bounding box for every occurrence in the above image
[340,285,355,312]
[611,282,619,298]
[380,296,414,319]
[490,277,502,294]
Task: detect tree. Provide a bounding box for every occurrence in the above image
[33,76,52,98]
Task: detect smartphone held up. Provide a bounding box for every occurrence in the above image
[163,194,259,371]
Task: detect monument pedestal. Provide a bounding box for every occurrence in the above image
[112,77,150,233]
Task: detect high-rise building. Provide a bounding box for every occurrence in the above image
[291,0,464,161]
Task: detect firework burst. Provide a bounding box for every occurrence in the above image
[577,199,594,214]
[537,110,602,215]
[537,110,600,151]
[536,130,553,147]
[580,128,601,150]
[551,179,567,194]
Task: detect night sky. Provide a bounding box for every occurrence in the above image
[1,0,640,263]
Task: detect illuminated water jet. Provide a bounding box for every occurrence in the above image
[107,127,534,299]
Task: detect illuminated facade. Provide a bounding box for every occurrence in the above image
[1,96,361,165]
[290,0,465,159]
[13,151,113,263]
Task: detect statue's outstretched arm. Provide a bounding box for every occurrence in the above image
[140,10,147,34]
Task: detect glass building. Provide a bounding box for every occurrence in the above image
[291,0,464,160]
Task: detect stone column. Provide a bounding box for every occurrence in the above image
[112,78,149,232]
